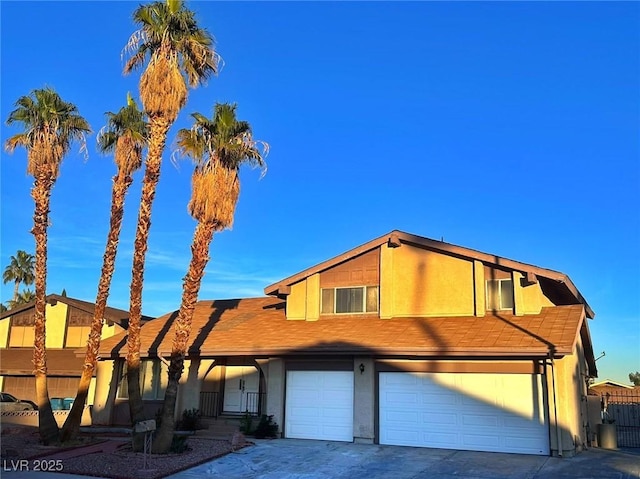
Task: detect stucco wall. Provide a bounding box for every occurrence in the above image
[547,333,589,457]
[381,243,475,318]
[45,302,68,347]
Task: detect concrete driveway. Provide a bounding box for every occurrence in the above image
[168,439,640,479]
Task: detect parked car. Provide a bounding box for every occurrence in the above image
[0,392,35,411]
[50,397,74,410]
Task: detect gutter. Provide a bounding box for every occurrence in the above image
[549,356,563,457]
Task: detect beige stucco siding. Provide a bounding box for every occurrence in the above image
[286,280,307,320]
[45,302,68,347]
[381,243,475,317]
[547,331,589,456]
[514,272,555,315]
[0,318,9,348]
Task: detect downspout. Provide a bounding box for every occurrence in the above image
[550,356,563,457]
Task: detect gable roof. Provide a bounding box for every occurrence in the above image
[264,230,595,319]
[0,294,152,328]
[98,297,588,363]
[589,379,634,389]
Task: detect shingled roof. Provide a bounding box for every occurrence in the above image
[98,296,588,360]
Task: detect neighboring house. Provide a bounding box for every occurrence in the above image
[589,379,636,397]
[95,230,597,457]
[0,294,137,406]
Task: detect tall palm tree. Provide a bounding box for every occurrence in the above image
[122,0,218,436]
[153,103,267,452]
[60,94,148,442]
[4,87,91,445]
[3,250,35,302]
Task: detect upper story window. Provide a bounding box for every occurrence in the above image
[321,286,378,314]
[65,326,91,348]
[486,278,514,311]
[8,326,34,347]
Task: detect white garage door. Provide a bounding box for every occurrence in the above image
[379,372,549,455]
[285,371,353,441]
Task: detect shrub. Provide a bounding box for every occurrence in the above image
[253,414,278,439]
[178,408,202,431]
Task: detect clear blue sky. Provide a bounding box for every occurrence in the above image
[1,1,638,384]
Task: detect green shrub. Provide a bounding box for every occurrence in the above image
[178,408,202,431]
[253,414,278,439]
[170,435,190,453]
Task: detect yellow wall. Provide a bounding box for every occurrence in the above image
[286,275,320,321]
[286,280,307,320]
[547,332,589,457]
[45,302,68,348]
[0,318,10,348]
[515,271,555,315]
[381,243,475,317]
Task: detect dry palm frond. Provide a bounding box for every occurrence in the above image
[188,165,239,229]
[114,136,143,176]
[140,54,187,121]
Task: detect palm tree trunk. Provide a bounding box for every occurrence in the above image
[127,117,170,450]
[61,175,133,442]
[31,172,59,445]
[13,280,20,302]
[153,221,215,453]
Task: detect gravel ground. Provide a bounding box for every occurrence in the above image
[1,425,238,479]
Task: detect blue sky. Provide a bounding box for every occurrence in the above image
[1,1,638,384]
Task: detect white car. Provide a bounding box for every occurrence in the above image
[0,392,35,411]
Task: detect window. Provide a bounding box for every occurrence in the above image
[65,326,91,347]
[8,326,35,347]
[117,360,168,400]
[486,279,514,311]
[321,286,378,314]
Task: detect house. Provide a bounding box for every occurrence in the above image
[95,230,597,457]
[588,379,636,397]
[0,294,136,407]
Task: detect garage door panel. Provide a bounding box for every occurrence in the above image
[286,371,353,442]
[380,372,549,455]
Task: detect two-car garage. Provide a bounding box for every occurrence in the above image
[284,369,549,455]
[379,372,549,455]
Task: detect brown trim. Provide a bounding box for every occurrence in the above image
[376,359,544,374]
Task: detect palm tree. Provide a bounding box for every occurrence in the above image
[4,87,91,445]
[60,94,148,442]
[153,103,267,452]
[122,0,218,437]
[3,250,35,302]
[6,289,36,309]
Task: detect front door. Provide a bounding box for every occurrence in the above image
[223,366,259,414]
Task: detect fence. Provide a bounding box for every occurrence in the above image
[601,390,640,448]
[199,392,219,418]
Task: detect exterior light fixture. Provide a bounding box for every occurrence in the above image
[359,363,365,374]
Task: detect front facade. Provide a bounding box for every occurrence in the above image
[0,294,130,406]
[96,230,597,457]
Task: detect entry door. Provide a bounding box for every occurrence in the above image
[223,366,259,413]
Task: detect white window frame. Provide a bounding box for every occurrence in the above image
[321,285,379,315]
[486,278,514,311]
